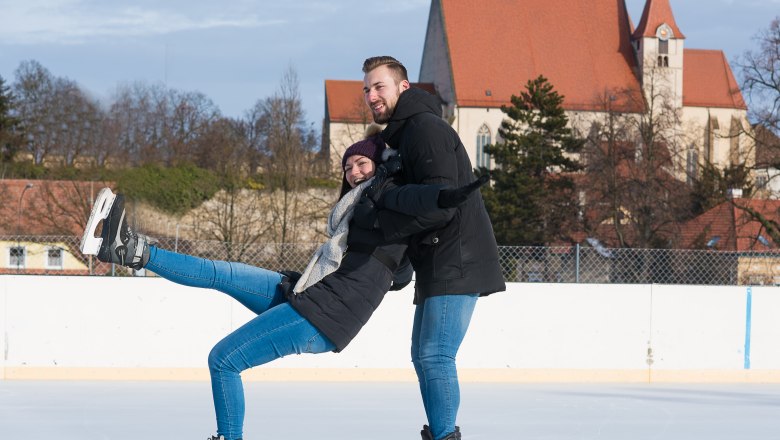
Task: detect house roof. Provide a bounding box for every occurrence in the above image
[682,49,747,109]
[0,179,112,236]
[755,124,780,167]
[631,0,685,40]
[439,0,645,112]
[679,198,780,251]
[325,80,437,123]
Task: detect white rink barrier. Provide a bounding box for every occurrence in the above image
[2,276,779,382]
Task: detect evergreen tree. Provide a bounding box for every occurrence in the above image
[480,75,584,245]
[0,75,21,162]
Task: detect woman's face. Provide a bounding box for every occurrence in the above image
[344,154,376,188]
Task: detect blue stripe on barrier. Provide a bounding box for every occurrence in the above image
[744,286,752,370]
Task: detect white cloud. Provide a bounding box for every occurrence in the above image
[0,0,286,45]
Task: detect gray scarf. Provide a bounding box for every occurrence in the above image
[293,177,374,293]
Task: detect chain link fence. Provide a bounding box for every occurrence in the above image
[3,235,780,285]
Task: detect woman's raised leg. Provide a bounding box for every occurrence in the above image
[145,246,286,315]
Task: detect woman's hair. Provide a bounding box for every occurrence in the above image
[362,56,408,83]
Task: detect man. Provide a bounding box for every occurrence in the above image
[362,56,506,440]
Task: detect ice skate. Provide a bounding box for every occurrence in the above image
[81,188,151,269]
[80,187,117,255]
[421,425,461,440]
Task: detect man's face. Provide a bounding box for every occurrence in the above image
[363,65,410,124]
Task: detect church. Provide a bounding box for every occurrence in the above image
[323,0,750,184]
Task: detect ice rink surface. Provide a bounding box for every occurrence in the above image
[1,381,779,439]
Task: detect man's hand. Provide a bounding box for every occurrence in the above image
[382,153,402,176]
[353,194,379,229]
[437,174,490,208]
[365,154,402,200]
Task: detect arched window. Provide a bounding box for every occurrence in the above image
[659,39,669,54]
[476,124,491,169]
[686,146,699,185]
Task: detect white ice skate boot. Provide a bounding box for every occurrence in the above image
[80,188,151,269]
[80,187,116,255]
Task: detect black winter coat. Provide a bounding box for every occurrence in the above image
[380,87,506,302]
[286,176,451,352]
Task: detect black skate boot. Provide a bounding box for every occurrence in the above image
[421,425,461,440]
[208,435,242,440]
[81,188,150,269]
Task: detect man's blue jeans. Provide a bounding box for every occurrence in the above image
[146,246,336,440]
[411,293,478,440]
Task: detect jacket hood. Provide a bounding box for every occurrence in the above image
[391,87,442,120]
[381,87,442,146]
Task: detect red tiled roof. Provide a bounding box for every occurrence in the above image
[679,198,780,250]
[439,0,645,112]
[632,0,685,40]
[325,80,437,123]
[0,179,113,236]
[755,124,780,166]
[683,49,747,109]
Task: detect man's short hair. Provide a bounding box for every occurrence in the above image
[363,56,409,83]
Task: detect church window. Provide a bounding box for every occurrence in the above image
[756,173,768,190]
[686,146,699,185]
[659,39,668,54]
[476,124,492,169]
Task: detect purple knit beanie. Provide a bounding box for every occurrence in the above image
[341,124,386,169]
[342,136,385,169]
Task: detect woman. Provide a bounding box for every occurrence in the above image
[81,130,485,440]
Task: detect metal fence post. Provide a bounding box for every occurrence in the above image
[575,243,580,283]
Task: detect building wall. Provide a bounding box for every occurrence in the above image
[2,241,87,274]
[682,106,752,168]
[2,276,778,382]
[325,121,378,175]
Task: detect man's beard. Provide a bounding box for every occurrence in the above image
[372,104,394,124]
[371,99,396,124]
[372,112,390,124]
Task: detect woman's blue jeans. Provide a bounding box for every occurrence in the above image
[146,246,336,440]
[411,293,478,440]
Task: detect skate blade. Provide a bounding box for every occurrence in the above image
[80,188,117,255]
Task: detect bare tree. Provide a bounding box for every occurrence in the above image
[107,82,220,167]
[579,67,693,249]
[193,116,249,175]
[578,91,637,247]
[164,90,221,166]
[249,66,321,251]
[12,60,60,165]
[56,83,104,167]
[735,17,780,139]
[725,16,780,244]
[189,187,277,261]
[25,180,110,235]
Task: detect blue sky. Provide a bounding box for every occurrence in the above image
[0,0,777,128]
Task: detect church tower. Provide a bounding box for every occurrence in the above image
[631,0,685,108]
